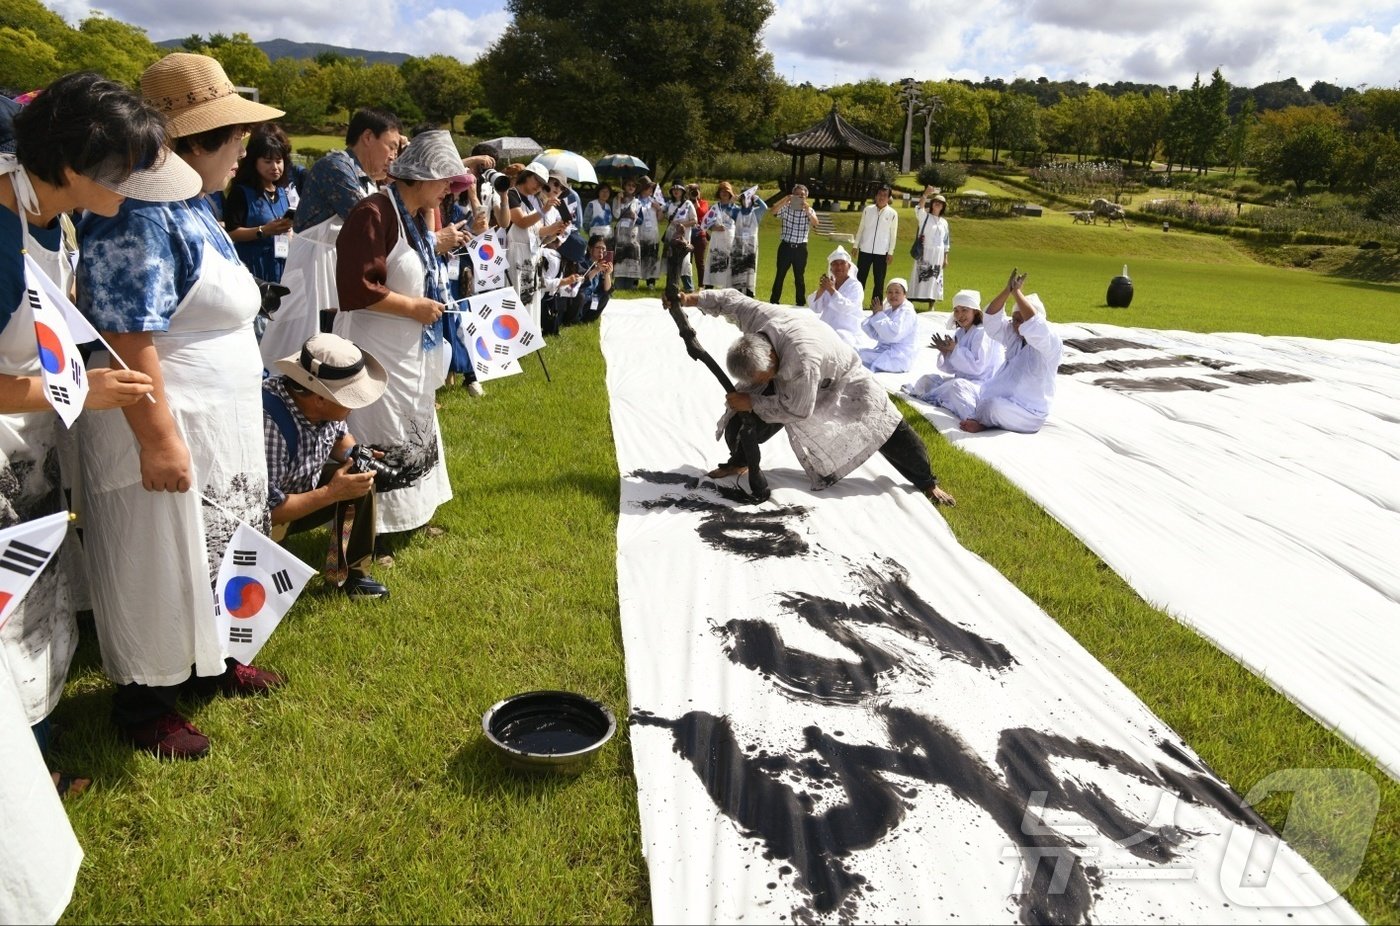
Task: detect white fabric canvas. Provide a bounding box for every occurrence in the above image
[878,314,1400,782]
[602,300,1360,925]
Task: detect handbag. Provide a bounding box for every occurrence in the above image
[909,212,931,261]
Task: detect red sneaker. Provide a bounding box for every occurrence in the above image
[124,712,210,760]
[220,662,286,696]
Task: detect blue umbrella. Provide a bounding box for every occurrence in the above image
[594,153,649,179]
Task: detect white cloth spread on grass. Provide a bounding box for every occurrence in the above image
[878,313,1400,781]
[602,298,1358,925]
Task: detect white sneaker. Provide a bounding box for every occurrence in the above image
[466,381,485,397]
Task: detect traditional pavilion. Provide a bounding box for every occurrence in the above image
[772,104,900,210]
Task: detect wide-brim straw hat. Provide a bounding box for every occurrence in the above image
[104,146,203,202]
[141,53,284,138]
[273,334,388,409]
[389,130,469,186]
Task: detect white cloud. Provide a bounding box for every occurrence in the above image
[39,0,1400,91]
[56,0,507,62]
[766,0,1400,90]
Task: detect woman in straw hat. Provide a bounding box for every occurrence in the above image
[76,52,285,760]
[333,130,464,538]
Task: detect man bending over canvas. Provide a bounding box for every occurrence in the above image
[675,289,957,506]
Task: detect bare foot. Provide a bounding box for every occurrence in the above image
[52,771,91,799]
[925,486,957,506]
[707,464,749,479]
[958,418,986,433]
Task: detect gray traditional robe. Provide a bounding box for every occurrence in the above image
[696,289,903,489]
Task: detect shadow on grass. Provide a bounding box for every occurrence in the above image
[446,736,595,797]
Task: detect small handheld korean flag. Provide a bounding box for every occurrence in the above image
[472,231,510,293]
[0,511,70,632]
[213,522,316,664]
[468,286,544,362]
[23,254,94,427]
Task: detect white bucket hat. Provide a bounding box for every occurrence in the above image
[886,277,908,294]
[274,334,388,409]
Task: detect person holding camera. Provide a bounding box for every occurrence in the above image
[264,334,390,599]
[768,183,818,306]
[909,188,950,304]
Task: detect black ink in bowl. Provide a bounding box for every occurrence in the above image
[481,690,617,775]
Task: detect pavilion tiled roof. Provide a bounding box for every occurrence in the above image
[772,105,898,158]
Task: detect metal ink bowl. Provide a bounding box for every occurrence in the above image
[481,690,616,776]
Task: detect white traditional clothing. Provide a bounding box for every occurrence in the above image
[729,197,767,295]
[702,201,739,289]
[908,207,950,302]
[696,289,902,489]
[858,298,919,372]
[505,187,546,328]
[78,198,269,686]
[612,195,642,284]
[808,275,865,346]
[637,192,664,282]
[906,324,1004,420]
[972,305,1062,433]
[335,194,452,534]
[260,149,376,370]
[663,198,695,283]
[0,656,82,925]
[0,185,75,725]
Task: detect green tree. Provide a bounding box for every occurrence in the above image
[1249,105,1346,195]
[263,58,333,129]
[983,90,1038,165]
[933,81,986,161]
[207,32,272,90]
[400,54,479,132]
[0,25,62,89]
[1226,96,1255,177]
[326,60,418,122]
[1120,89,1170,167]
[828,79,901,142]
[64,14,161,85]
[478,0,776,177]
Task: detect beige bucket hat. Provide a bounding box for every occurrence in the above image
[274,334,388,409]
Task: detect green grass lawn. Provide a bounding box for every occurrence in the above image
[53,212,1400,923]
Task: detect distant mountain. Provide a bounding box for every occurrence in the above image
[156,37,410,66]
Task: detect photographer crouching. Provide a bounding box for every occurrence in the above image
[264,334,392,599]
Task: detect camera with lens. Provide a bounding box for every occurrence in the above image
[483,168,511,194]
[346,444,401,485]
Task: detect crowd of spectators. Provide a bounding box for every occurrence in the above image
[0,50,1068,924]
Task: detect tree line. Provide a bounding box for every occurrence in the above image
[3,0,1397,201]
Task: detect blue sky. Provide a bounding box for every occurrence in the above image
[45,0,1400,90]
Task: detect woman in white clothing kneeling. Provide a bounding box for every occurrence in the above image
[905,288,1003,420]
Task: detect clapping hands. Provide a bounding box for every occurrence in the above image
[1006,268,1029,292]
[929,332,955,354]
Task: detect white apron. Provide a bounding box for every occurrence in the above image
[0,208,75,724]
[0,657,82,925]
[79,232,268,686]
[259,214,342,368]
[334,206,452,534]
